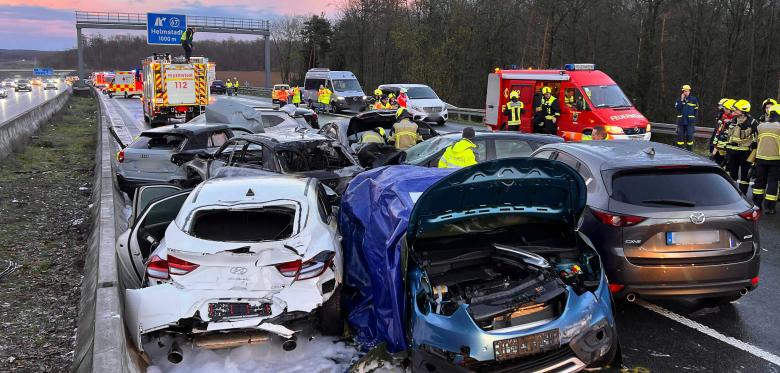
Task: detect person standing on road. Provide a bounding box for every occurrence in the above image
[317,84,333,113]
[752,104,780,214]
[533,86,560,135]
[225,79,233,96]
[392,108,421,150]
[438,127,478,168]
[233,78,240,95]
[502,90,524,131]
[726,99,758,194]
[180,27,195,62]
[397,88,409,108]
[675,84,699,151]
[291,85,302,107]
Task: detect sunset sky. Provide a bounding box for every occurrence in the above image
[0,0,338,50]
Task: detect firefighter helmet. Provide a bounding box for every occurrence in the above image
[681,84,692,91]
[723,99,737,111]
[541,86,552,95]
[762,98,778,108]
[734,99,751,113]
[509,90,520,99]
[769,104,780,117]
[718,98,729,106]
[374,88,382,96]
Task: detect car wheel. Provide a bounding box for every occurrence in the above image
[108,92,113,98]
[318,285,344,336]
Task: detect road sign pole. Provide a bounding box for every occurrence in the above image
[264,35,271,88]
[77,27,84,78]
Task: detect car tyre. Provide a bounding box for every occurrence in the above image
[318,285,344,336]
[108,92,113,98]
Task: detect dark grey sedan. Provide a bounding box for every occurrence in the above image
[532,141,760,304]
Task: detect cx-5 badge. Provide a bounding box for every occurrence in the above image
[690,212,706,224]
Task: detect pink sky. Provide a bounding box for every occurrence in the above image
[0,1,339,50]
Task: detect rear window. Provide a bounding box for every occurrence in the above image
[277,144,353,172]
[190,207,296,242]
[611,169,742,207]
[130,134,186,150]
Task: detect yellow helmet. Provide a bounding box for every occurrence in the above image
[762,98,778,108]
[374,88,382,96]
[734,99,751,113]
[396,108,408,119]
[718,98,729,106]
[723,99,737,111]
[681,84,692,91]
[509,90,520,99]
[388,93,396,99]
[541,86,552,95]
[769,104,780,117]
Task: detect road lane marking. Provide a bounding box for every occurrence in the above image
[636,299,780,366]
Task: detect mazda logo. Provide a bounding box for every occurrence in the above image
[230,267,248,275]
[690,212,706,224]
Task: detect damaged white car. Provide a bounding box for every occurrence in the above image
[115,176,343,360]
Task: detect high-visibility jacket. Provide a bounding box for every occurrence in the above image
[278,88,288,102]
[392,119,421,150]
[292,87,301,104]
[503,100,524,127]
[318,88,332,104]
[360,131,385,144]
[561,131,612,142]
[564,95,575,107]
[537,96,560,121]
[225,81,233,88]
[675,96,699,125]
[726,116,757,151]
[374,101,392,110]
[234,81,240,89]
[438,139,477,168]
[756,121,780,161]
[180,28,193,43]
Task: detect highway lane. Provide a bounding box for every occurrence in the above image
[103,91,780,372]
[0,83,68,123]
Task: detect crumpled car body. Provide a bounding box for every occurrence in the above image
[116,176,343,352]
[339,159,618,372]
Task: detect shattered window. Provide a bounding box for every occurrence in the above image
[277,142,353,173]
[189,207,297,242]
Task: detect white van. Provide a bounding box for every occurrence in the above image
[378,84,449,125]
[303,68,368,112]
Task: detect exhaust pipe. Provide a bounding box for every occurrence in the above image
[740,288,749,296]
[626,293,637,303]
[282,337,297,352]
[167,341,183,364]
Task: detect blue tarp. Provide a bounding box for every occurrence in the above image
[339,165,454,353]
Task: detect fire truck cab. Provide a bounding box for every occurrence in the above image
[141,54,209,127]
[107,70,142,99]
[484,64,651,140]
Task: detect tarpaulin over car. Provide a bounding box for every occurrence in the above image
[339,165,454,353]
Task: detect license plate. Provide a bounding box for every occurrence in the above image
[208,302,271,322]
[666,230,720,245]
[494,329,560,361]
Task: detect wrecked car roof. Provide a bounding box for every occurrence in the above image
[139,123,230,137]
[234,130,337,147]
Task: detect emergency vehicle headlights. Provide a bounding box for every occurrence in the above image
[564,64,596,71]
[604,125,625,135]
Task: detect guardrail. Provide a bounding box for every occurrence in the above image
[236,86,272,97]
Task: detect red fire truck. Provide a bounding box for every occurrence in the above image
[484,64,651,140]
[107,70,142,98]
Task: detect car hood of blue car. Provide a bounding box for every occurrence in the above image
[407,157,587,250]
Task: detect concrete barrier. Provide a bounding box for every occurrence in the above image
[0,87,72,161]
[72,91,144,373]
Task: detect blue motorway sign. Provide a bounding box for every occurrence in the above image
[147,13,187,45]
[33,68,53,76]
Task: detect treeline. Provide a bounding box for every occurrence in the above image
[41,35,270,72]
[274,0,780,123]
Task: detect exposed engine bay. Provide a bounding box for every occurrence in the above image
[419,243,600,331]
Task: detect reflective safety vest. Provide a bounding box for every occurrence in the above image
[180,29,191,43]
[318,88,332,104]
[675,96,699,125]
[234,81,240,88]
[561,131,613,142]
[538,96,560,121]
[756,121,780,161]
[225,81,233,88]
[503,100,524,126]
[360,131,385,144]
[565,95,575,106]
[438,139,477,168]
[374,101,392,110]
[278,89,288,101]
[392,119,420,150]
[292,87,301,104]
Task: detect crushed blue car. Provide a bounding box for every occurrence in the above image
[340,158,619,372]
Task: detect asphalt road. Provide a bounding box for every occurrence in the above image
[102,92,780,372]
[0,83,68,123]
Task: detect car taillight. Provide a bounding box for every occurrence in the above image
[117,150,124,163]
[591,208,646,227]
[739,207,761,222]
[276,260,302,277]
[146,255,169,279]
[608,284,624,294]
[167,255,200,276]
[751,276,759,287]
[176,106,188,113]
[275,252,335,280]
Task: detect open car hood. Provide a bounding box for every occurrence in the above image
[347,110,398,137]
[407,158,586,248]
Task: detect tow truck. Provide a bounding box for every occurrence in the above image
[141,53,209,126]
[107,70,142,99]
[484,64,651,140]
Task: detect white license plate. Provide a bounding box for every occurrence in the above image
[666,230,720,245]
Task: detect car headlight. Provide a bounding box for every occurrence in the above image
[604,125,625,135]
[336,96,345,101]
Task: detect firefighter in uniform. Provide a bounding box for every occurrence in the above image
[374,96,392,110]
[759,98,778,122]
[752,104,780,214]
[360,127,387,144]
[225,80,233,96]
[439,127,478,169]
[533,87,560,135]
[564,89,576,108]
[712,99,736,167]
[392,108,421,150]
[502,90,524,131]
[374,88,383,101]
[233,78,240,95]
[291,86,302,107]
[675,84,699,150]
[726,99,758,194]
[181,27,195,62]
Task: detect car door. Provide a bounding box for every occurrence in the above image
[118,186,187,289]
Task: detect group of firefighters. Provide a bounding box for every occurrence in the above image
[223,78,241,96]
[372,88,409,110]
